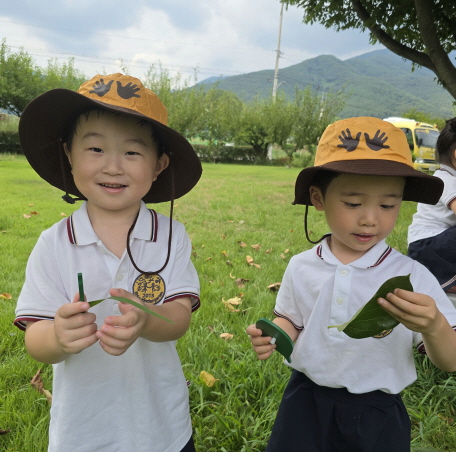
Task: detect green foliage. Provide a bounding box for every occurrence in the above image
[201,50,454,120]
[1,159,456,451]
[0,113,19,132]
[0,39,45,116]
[41,58,85,92]
[144,63,206,140]
[0,40,86,117]
[0,130,21,154]
[283,0,456,100]
[401,109,447,130]
[194,145,260,164]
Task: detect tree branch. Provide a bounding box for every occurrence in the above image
[350,0,436,72]
[414,0,456,99]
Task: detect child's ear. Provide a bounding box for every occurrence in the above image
[309,185,325,211]
[63,143,72,167]
[153,153,170,181]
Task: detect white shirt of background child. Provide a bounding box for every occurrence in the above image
[408,164,456,245]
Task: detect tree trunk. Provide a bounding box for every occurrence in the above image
[350,0,456,100]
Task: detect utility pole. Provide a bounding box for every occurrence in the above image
[272,3,284,101]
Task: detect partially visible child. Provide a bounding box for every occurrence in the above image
[15,74,202,452]
[408,118,456,303]
[247,117,456,452]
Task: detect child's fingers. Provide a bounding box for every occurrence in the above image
[257,349,275,360]
[109,287,142,303]
[246,324,263,337]
[58,301,91,319]
[250,335,275,346]
[253,343,276,360]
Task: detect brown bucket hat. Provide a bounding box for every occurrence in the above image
[19,73,202,204]
[294,116,443,206]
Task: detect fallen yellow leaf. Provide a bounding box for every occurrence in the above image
[219,333,234,341]
[222,297,242,311]
[23,214,31,219]
[236,278,250,288]
[251,244,261,251]
[30,369,53,405]
[238,241,247,248]
[0,293,12,300]
[246,255,254,265]
[199,371,219,387]
[267,283,282,291]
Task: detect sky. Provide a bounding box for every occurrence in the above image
[0,0,385,84]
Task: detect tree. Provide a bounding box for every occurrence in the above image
[198,89,242,158]
[283,0,456,99]
[144,63,206,140]
[42,58,85,92]
[267,87,346,164]
[401,108,446,130]
[0,40,45,116]
[0,40,86,116]
[234,96,280,161]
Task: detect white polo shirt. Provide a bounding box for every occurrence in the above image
[408,164,456,245]
[274,238,456,395]
[15,201,200,452]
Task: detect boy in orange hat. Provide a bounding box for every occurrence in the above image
[15,74,201,452]
[247,117,456,451]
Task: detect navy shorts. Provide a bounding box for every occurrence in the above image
[265,370,411,452]
[180,435,196,452]
[408,225,456,290]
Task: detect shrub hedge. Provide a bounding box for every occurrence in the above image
[0,130,22,154]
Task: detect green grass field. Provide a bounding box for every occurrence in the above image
[1,156,455,451]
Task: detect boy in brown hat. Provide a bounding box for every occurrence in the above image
[15,74,201,452]
[247,117,456,451]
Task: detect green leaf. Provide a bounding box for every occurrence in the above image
[87,296,175,323]
[328,274,413,339]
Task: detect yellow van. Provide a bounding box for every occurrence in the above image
[383,117,440,172]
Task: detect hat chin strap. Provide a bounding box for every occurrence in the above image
[126,160,175,275]
[58,139,84,204]
[304,204,328,245]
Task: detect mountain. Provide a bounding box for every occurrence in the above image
[197,49,455,119]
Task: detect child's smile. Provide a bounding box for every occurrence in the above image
[65,111,169,220]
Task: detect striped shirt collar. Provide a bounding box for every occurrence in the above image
[316,235,392,268]
[66,201,158,245]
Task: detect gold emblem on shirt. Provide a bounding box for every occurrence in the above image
[133,274,166,304]
[373,329,393,338]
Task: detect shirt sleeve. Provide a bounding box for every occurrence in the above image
[163,222,200,312]
[273,258,304,330]
[14,232,69,330]
[441,172,456,208]
[410,261,456,352]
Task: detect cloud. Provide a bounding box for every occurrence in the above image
[0,0,384,82]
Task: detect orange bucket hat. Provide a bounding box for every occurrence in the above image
[19,73,202,204]
[294,116,443,206]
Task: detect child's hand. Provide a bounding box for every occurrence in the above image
[378,288,443,334]
[246,324,276,360]
[54,293,98,354]
[96,288,148,356]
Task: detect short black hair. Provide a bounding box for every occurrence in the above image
[310,169,340,199]
[437,117,456,165]
[63,107,163,156]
